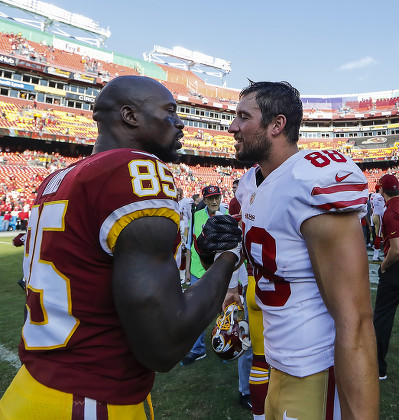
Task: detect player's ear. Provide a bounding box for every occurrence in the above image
[271,114,286,136]
[120,105,139,128]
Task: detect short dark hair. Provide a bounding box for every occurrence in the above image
[240,81,303,144]
[232,179,239,186]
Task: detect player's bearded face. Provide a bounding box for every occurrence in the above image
[147,138,181,163]
[236,128,272,162]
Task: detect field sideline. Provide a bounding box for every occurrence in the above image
[0,234,398,419]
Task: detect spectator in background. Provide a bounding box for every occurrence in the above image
[373,174,399,380]
[370,185,385,261]
[192,193,201,210]
[182,185,229,365]
[229,179,241,216]
[227,178,253,412]
[177,187,194,283]
[361,215,371,247]
[18,210,29,231]
[1,211,11,231]
[177,187,193,244]
[225,177,269,419]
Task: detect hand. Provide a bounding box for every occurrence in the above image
[222,286,241,311]
[194,215,242,264]
[378,264,386,275]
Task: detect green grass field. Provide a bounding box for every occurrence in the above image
[0,235,398,419]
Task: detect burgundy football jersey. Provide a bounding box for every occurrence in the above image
[19,148,181,404]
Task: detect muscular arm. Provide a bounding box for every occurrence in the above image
[112,216,237,372]
[381,236,399,272]
[301,212,379,419]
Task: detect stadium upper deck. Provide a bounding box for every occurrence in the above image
[0,19,399,164]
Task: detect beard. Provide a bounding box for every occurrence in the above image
[235,130,272,163]
[148,140,181,163]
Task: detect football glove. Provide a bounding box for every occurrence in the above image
[194,215,242,265]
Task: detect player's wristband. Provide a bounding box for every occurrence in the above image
[214,242,242,270]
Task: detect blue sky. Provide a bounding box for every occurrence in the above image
[2,0,399,96]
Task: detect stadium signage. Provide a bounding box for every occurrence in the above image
[0,54,16,66]
[34,85,66,96]
[0,78,34,91]
[46,66,72,79]
[66,92,95,103]
[17,59,46,72]
[72,73,96,84]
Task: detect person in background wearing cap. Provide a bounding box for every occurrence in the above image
[373,173,399,380]
[181,185,229,365]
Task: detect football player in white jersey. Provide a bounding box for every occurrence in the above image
[370,186,385,261]
[226,81,379,419]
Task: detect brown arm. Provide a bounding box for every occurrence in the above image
[112,216,237,372]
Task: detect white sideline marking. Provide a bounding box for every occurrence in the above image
[0,241,12,245]
[0,344,21,369]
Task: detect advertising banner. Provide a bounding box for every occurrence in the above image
[17,59,46,72]
[66,92,95,103]
[0,54,16,66]
[72,73,96,84]
[34,85,66,96]
[0,77,34,91]
[46,66,73,79]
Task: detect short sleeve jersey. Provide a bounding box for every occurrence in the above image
[19,148,181,404]
[178,197,194,231]
[236,149,368,377]
[381,196,399,256]
[370,192,385,216]
[229,196,241,216]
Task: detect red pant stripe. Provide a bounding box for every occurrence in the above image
[325,366,336,420]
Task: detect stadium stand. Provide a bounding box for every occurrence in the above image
[1,19,399,227]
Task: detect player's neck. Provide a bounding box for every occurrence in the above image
[258,142,298,179]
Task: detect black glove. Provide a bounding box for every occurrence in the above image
[194,215,242,265]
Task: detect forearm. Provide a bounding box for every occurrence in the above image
[152,254,236,370]
[126,253,236,372]
[334,320,379,419]
[182,253,237,330]
[113,215,241,372]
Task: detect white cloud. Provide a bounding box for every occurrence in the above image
[339,56,376,71]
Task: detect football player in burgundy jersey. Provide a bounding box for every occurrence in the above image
[0,76,241,419]
[224,81,379,420]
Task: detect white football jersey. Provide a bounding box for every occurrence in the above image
[236,149,368,377]
[178,197,194,232]
[370,192,385,216]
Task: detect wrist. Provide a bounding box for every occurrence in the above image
[215,249,241,269]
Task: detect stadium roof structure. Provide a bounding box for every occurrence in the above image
[0,0,111,47]
[144,45,231,86]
